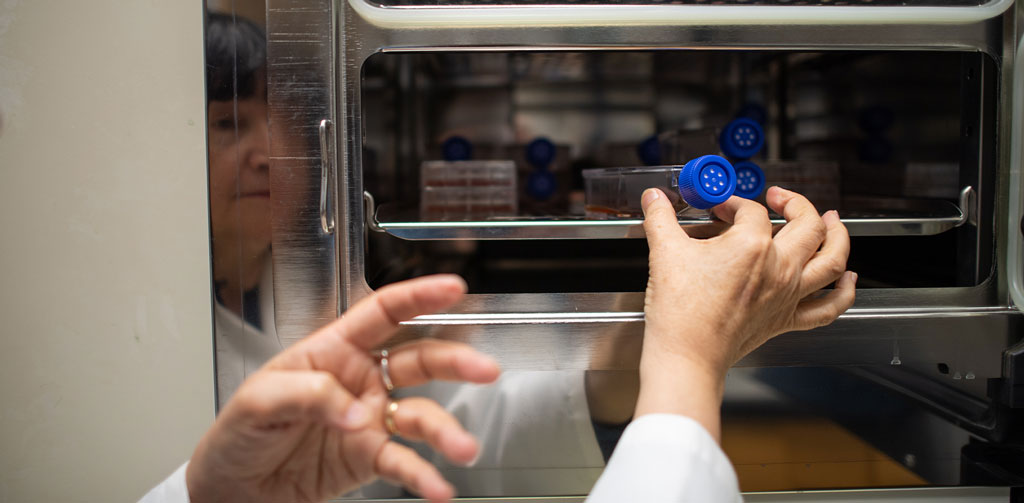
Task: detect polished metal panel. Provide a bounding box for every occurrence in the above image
[381,309,1017,380]
[267,0,340,340]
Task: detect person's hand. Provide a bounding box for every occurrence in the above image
[634,187,856,439]
[186,275,501,503]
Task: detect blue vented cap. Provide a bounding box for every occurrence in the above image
[526,137,556,167]
[733,161,765,200]
[637,135,662,166]
[719,118,764,160]
[442,136,473,161]
[677,155,736,210]
[526,169,556,201]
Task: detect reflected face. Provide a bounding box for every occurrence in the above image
[208,89,271,294]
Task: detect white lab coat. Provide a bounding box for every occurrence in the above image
[213,263,282,409]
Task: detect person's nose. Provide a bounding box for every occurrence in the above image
[243,116,270,172]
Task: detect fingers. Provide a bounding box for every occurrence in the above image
[387,338,501,388]
[641,188,690,251]
[375,441,455,503]
[330,274,468,351]
[225,370,370,431]
[712,196,773,237]
[390,397,480,466]
[798,210,852,297]
[792,271,858,331]
[766,187,828,264]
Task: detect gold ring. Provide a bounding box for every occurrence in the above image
[375,349,394,393]
[384,399,399,436]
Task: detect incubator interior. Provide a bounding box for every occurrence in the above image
[361,50,991,293]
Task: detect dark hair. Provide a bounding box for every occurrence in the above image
[206,12,267,102]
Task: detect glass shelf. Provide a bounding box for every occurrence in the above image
[367,187,972,241]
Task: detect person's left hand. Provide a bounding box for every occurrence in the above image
[185,274,501,503]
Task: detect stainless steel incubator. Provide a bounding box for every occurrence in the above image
[213,0,1024,498]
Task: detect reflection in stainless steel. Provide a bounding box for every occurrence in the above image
[379,304,1017,379]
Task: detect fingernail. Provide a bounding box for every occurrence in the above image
[823,210,838,224]
[851,272,858,285]
[467,447,483,468]
[342,401,368,429]
[641,189,659,213]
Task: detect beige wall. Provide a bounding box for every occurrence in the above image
[0,1,214,501]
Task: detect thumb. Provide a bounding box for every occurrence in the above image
[641,188,688,251]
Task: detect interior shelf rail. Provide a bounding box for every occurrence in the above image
[367,186,973,241]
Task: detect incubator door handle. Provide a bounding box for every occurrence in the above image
[319,118,335,235]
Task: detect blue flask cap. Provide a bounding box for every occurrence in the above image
[526,137,556,167]
[637,135,662,166]
[733,161,766,200]
[719,118,764,160]
[526,169,556,201]
[442,136,473,161]
[677,155,736,210]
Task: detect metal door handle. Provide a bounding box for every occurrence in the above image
[319,119,335,234]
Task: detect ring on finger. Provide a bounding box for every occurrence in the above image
[384,399,399,436]
[375,349,395,393]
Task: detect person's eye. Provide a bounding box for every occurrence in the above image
[214,118,235,130]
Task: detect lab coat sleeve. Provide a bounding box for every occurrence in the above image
[138,462,190,503]
[585,414,742,503]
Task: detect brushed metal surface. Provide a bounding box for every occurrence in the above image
[370,311,1019,380]
[267,0,340,340]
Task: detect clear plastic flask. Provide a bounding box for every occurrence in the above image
[583,155,738,219]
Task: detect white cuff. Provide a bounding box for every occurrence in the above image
[138,461,190,503]
[585,414,741,503]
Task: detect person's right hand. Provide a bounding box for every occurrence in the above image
[634,187,856,438]
[185,274,501,503]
